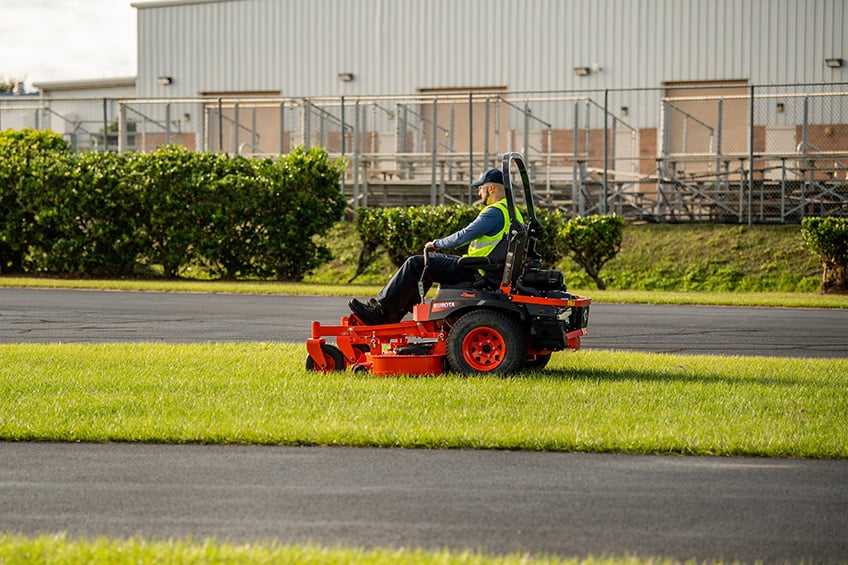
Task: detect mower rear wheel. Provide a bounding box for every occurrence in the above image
[305,343,346,372]
[447,310,527,375]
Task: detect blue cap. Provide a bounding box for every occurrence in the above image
[471,168,503,187]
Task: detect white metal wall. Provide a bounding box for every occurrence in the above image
[135,0,846,98]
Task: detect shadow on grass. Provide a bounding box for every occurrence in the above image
[513,365,806,387]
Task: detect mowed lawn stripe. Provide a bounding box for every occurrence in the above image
[1,343,845,458]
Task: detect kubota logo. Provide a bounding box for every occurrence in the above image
[432,301,456,311]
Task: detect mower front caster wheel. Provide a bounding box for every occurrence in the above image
[305,343,346,372]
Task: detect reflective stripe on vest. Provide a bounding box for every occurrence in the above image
[466,199,522,257]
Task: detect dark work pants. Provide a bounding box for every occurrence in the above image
[375,253,476,321]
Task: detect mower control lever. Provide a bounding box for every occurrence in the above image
[419,246,434,303]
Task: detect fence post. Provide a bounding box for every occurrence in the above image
[431,98,437,205]
[572,101,580,217]
[340,96,345,156]
[102,98,109,152]
[302,99,310,150]
[217,98,223,153]
[165,103,171,145]
[483,96,490,168]
[468,92,474,204]
[251,106,257,151]
[353,99,361,209]
[279,100,286,154]
[233,102,240,153]
[602,89,609,215]
[659,99,670,220]
[801,96,810,219]
[715,98,723,197]
[747,85,754,225]
[523,101,530,158]
[118,102,127,152]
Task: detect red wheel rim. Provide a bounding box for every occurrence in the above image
[461,326,506,371]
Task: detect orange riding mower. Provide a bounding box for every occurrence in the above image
[306,152,591,376]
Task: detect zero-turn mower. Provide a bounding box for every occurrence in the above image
[306,152,591,376]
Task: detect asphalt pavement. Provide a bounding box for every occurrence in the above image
[2,443,847,563]
[2,287,847,357]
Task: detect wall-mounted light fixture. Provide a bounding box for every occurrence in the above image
[825,58,843,68]
[620,106,629,117]
[158,76,173,86]
[338,72,354,82]
[573,67,591,77]
[775,102,785,114]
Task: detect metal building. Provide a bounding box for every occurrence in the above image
[133,0,847,98]
[122,0,848,222]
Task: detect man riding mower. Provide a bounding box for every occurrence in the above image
[305,152,591,376]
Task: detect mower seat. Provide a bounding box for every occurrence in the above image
[456,256,500,270]
[437,255,503,291]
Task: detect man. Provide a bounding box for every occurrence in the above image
[348,167,521,325]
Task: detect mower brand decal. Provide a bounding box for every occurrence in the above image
[460,292,476,298]
[432,301,457,311]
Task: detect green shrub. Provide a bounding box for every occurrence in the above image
[0,129,73,273]
[802,216,848,293]
[42,151,144,277]
[353,205,479,279]
[249,147,347,281]
[0,131,346,281]
[352,205,625,287]
[559,214,625,290]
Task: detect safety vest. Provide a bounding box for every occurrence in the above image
[466,199,523,257]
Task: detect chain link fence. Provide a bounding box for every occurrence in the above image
[2,83,846,222]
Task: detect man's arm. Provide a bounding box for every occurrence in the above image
[428,207,503,251]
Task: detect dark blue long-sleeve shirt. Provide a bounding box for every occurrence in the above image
[433,206,505,250]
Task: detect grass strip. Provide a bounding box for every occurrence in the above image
[0,533,698,565]
[1,344,845,458]
[2,276,847,308]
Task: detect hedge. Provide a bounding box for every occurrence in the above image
[353,204,623,289]
[0,129,346,280]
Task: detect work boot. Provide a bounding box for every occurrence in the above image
[348,298,387,326]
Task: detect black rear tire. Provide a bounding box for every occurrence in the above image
[446,310,527,375]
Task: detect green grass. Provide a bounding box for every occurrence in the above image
[568,223,823,293]
[2,276,846,309]
[0,276,379,297]
[2,343,845,458]
[0,533,716,565]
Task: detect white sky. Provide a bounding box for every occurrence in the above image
[0,0,137,90]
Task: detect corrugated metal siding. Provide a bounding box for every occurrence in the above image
[135,0,848,98]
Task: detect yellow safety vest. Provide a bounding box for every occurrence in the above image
[466,199,523,258]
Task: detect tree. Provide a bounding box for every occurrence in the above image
[560,214,625,290]
[0,77,24,94]
[801,217,848,293]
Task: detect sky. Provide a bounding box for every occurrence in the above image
[0,0,137,90]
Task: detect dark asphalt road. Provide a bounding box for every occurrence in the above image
[2,288,847,562]
[2,287,847,357]
[2,443,847,563]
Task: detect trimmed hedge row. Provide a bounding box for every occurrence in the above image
[0,129,346,280]
[354,204,624,289]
